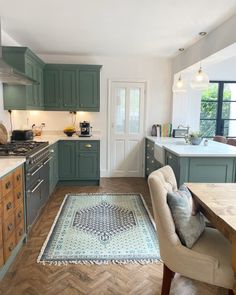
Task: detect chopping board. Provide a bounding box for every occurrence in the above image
[0,123,8,144]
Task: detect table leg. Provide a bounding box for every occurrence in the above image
[232,235,236,294]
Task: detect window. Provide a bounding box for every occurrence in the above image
[200,81,236,137]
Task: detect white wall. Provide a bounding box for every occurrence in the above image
[0,32,172,176]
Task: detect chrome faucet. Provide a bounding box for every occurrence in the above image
[178,125,190,143]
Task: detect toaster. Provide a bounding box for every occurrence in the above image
[11,130,34,141]
[172,129,188,138]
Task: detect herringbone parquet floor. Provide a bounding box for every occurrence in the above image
[0,178,228,295]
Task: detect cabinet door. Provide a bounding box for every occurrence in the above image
[77,69,99,111]
[165,151,179,181]
[77,152,99,179]
[61,69,77,109]
[49,143,59,194]
[25,58,36,107]
[44,69,60,108]
[59,141,76,180]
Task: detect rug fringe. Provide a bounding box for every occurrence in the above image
[38,259,161,266]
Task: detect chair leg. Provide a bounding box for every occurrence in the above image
[228,290,234,295]
[161,264,175,295]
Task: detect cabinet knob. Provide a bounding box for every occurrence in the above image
[7,202,12,210]
[8,243,14,252]
[17,192,21,199]
[151,147,154,151]
[147,156,150,159]
[85,144,92,148]
[147,144,150,147]
[18,211,23,218]
[151,160,154,163]
[168,155,172,159]
[8,223,13,231]
[5,181,11,189]
[50,149,54,153]
[16,174,21,181]
[19,229,24,236]
[147,168,150,171]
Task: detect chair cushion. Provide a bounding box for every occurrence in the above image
[167,185,205,248]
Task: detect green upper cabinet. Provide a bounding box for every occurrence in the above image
[44,64,102,111]
[2,46,45,110]
[78,67,100,111]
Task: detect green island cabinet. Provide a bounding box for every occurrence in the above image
[44,64,102,111]
[2,46,45,110]
[58,140,100,185]
[145,139,162,177]
[165,150,235,186]
[49,142,59,194]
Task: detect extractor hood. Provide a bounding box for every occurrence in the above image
[0,20,37,85]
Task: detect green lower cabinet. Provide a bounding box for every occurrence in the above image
[165,150,235,186]
[58,140,100,185]
[49,142,59,194]
[145,139,162,177]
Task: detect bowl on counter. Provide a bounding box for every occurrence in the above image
[190,137,202,145]
[64,130,76,137]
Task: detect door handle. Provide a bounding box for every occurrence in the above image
[85,144,92,148]
[43,157,52,165]
[28,164,43,177]
[28,179,44,194]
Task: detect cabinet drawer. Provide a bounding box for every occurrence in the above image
[0,247,3,267]
[3,190,15,220]
[78,141,99,151]
[15,206,24,226]
[13,167,23,188]
[0,179,2,203]
[4,232,16,262]
[146,140,154,154]
[14,184,24,208]
[2,173,13,196]
[15,220,24,244]
[3,213,15,241]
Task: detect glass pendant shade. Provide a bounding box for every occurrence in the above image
[190,67,209,90]
[172,75,187,93]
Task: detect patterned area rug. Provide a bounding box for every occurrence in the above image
[37,193,160,265]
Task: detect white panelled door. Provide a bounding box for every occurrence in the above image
[110,82,145,177]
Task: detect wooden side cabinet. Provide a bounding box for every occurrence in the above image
[0,165,25,272]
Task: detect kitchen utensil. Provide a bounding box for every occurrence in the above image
[11,130,33,141]
[172,129,189,138]
[0,123,8,144]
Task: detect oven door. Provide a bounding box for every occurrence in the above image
[40,157,50,208]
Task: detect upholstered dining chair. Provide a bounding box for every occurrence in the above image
[148,166,235,295]
[227,138,236,147]
[213,135,227,143]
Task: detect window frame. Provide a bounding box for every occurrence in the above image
[200,80,236,138]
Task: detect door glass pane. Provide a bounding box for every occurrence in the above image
[201,83,219,101]
[222,120,236,137]
[200,102,217,119]
[223,83,236,101]
[115,88,126,133]
[222,102,236,119]
[129,88,140,134]
[200,120,216,137]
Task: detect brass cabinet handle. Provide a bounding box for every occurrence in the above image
[8,243,14,251]
[17,192,21,199]
[85,144,92,148]
[7,223,13,231]
[16,174,21,181]
[7,202,12,210]
[18,211,22,218]
[5,181,11,189]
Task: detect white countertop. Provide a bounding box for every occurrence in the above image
[146,136,236,157]
[0,158,25,178]
[33,134,101,145]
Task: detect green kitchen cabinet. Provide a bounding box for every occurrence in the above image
[44,64,102,111]
[49,142,59,194]
[165,150,235,186]
[2,46,45,110]
[58,141,76,180]
[58,140,100,185]
[145,139,162,177]
[77,67,100,111]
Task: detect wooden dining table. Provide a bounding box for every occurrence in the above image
[186,183,236,294]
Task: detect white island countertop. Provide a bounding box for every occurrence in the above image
[0,158,25,178]
[146,136,236,157]
[33,134,101,145]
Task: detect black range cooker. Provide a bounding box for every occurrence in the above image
[0,141,50,231]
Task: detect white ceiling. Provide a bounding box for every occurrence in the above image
[0,0,236,57]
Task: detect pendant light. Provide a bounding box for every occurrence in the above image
[172,74,187,93]
[190,64,209,90]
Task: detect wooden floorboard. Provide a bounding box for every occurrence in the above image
[0,178,227,295]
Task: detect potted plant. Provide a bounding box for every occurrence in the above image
[189,132,203,145]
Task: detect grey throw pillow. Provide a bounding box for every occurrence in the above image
[167,185,205,248]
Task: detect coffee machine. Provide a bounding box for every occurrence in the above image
[79,121,91,137]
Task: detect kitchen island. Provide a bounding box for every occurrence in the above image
[145,136,236,186]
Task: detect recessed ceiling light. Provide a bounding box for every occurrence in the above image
[179,48,184,52]
[199,32,207,36]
